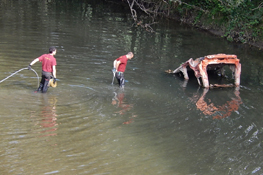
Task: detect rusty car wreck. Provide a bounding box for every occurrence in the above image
[168,54,241,88]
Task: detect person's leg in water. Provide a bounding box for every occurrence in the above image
[36,75,45,92]
[36,71,51,93]
[119,74,125,88]
[42,71,52,93]
[115,72,121,86]
[42,78,50,93]
[115,72,125,88]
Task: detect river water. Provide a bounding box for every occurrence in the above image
[0,0,263,175]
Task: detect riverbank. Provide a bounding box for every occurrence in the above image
[106,0,263,50]
[170,8,263,50]
[178,17,263,50]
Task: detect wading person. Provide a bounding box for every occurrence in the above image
[112,52,134,88]
[28,47,57,93]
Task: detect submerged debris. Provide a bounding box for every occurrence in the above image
[167,54,241,88]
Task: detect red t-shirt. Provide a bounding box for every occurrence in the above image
[38,54,57,72]
[116,55,128,72]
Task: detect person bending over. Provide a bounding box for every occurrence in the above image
[113,52,134,88]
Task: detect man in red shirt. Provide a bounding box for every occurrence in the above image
[113,52,134,88]
[28,47,57,93]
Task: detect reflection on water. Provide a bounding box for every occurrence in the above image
[179,79,243,120]
[112,90,137,124]
[30,95,58,137]
[196,87,242,119]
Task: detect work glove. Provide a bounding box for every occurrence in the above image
[53,78,57,83]
[112,68,116,74]
[27,65,32,70]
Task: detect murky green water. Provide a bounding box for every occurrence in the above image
[1,0,263,174]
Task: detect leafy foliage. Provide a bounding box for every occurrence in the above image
[125,0,263,44]
[176,0,263,43]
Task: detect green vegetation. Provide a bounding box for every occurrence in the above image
[121,0,263,47]
[178,0,263,43]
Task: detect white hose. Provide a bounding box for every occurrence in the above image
[0,67,39,87]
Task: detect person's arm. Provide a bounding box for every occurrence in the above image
[52,65,56,78]
[115,60,121,71]
[29,58,39,66]
[28,58,39,70]
[52,65,57,83]
[113,60,117,68]
[112,59,120,73]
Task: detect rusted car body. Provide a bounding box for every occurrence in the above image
[172,54,241,88]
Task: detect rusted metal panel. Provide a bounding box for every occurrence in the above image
[169,54,241,88]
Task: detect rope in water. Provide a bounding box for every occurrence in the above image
[0,67,39,87]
